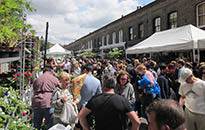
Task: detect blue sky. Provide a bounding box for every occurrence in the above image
[27,0,156,45]
[138,0,156,6]
[118,0,156,6]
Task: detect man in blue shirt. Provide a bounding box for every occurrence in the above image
[177,59,185,79]
[78,64,102,109]
[76,64,102,129]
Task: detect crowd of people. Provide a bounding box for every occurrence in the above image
[31,56,205,130]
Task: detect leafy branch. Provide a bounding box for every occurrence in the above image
[0,0,36,47]
[108,48,123,59]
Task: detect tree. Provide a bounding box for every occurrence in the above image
[0,0,36,47]
[108,48,123,59]
[40,40,51,52]
[81,51,96,57]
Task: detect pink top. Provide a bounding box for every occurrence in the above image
[32,71,59,108]
[144,71,155,86]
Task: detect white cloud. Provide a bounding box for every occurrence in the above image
[26,0,139,45]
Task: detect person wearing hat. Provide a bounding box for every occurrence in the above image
[178,68,205,130]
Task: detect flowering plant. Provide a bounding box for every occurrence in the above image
[13,71,34,87]
[0,86,32,129]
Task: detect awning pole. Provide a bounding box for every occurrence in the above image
[197,40,200,63]
[193,47,196,62]
[124,45,127,58]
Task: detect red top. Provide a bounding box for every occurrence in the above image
[32,71,59,108]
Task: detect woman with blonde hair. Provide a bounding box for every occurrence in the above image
[51,72,77,128]
[136,64,155,86]
[136,64,161,118]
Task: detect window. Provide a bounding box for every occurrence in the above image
[88,41,90,49]
[119,30,123,43]
[86,42,88,49]
[102,36,105,46]
[106,34,110,45]
[97,37,101,46]
[139,23,144,39]
[168,11,177,29]
[154,17,161,32]
[197,2,205,27]
[112,32,116,44]
[90,40,92,49]
[94,39,97,48]
[129,27,133,40]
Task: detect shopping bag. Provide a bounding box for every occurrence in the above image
[72,73,86,100]
[59,102,78,124]
[48,123,72,130]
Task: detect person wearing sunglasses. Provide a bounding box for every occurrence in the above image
[115,70,136,109]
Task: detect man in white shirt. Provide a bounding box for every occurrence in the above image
[179,68,205,130]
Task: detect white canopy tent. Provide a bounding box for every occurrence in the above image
[126,24,205,62]
[198,39,205,49]
[47,43,71,56]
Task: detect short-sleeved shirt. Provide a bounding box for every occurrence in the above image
[86,93,133,130]
[78,74,102,109]
[32,71,59,108]
[63,62,71,70]
[178,67,185,78]
[179,79,205,115]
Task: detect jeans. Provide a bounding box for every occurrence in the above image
[33,108,54,130]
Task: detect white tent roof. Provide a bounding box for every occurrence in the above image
[126,24,205,54]
[47,43,71,55]
[198,39,205,49]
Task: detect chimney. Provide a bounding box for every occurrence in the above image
[137,6,142,10]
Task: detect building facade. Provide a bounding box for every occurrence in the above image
[64,0,205,56]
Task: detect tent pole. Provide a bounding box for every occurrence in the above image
[197,41,200,63]
[124,45,127,59]
[193,48,196,63]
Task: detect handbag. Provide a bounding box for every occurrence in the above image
[59,102,78,124]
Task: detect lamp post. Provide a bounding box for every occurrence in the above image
[44,22,49,68]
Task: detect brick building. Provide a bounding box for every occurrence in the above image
[64,0,205,60]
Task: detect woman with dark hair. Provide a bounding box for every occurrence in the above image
[115,70,136,110]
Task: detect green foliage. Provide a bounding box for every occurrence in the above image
[81,51,96,57]
[108,48,123,59]
[0,87,33,129]
[0,0,36,47]
[40,40,51,52]
[30,47,41,68]
[0,76,16,88]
